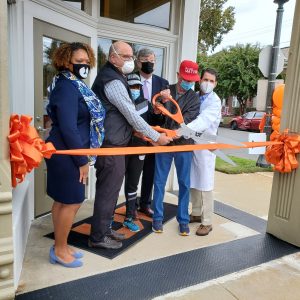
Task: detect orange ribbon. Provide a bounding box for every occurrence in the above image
[8,114,298,188]
[8,115,56,187]
[265,130,300,173]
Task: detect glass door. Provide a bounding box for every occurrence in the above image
[33,19,90,217]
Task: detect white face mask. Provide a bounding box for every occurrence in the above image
[121,59,135,74]
[200,81,214,94]
[111,43,135,74]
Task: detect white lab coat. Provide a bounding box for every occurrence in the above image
[188,92,222,191]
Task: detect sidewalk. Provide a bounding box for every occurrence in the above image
[158,171,300,300]
[16,171,300,299]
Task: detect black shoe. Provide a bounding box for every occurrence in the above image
[88,236,122,249]
[107,229,126,241]
[189,215,202,223]
[138,207,154,217]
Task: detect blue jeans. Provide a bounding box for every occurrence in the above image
[153,151,192,224]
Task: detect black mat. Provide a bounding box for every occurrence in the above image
[171,190,267,233]
[16,234,299,300]
[214,200,267,233]
[44,202,177,259]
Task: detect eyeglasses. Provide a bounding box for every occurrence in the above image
[117,53,136,61]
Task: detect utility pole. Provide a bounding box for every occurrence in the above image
[256,0,289,167]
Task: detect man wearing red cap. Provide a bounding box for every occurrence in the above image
[152,60,200,236]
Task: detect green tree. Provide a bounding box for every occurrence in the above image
[198,0,235,54]
[198,44,262,114]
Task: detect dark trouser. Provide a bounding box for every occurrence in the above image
[140,153,155,208]
[90,155,125,242]
[124,154,145,218]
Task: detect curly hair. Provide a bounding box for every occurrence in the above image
[52,42,96,71]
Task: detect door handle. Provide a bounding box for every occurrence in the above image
[36,126,47,133]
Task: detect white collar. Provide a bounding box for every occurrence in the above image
[140,75,153,83]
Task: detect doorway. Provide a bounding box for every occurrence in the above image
[33,19,90,217]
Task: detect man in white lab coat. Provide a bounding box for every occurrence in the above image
[186,68,221,236]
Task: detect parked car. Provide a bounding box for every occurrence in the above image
[230,111,265,131]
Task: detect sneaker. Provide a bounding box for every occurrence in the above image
[107,229,126,241]
[179,224,190,236]
[196,224,212,236]
[88,236,122,249]
[152,220,163,233]
[123,218,140,232]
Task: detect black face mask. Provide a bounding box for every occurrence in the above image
[72,63,90,79]
[141,61,154,74]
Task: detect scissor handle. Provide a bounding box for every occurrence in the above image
[152,93,184,124]
[151,126,177,138]
[133,126,177,142]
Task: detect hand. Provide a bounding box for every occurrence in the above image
[152,133,172,146]
[160,89,171,103]
[79,163,89,184]
[153,106,162,114]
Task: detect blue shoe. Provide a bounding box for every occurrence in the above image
[52,246,83,259]
[49,247,83,268]
[72,250,84,259]
[179,224,190,236]
[152,220,163,233]
[123,218,140,232]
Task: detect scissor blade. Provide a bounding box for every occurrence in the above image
[177,124,244,147]
[212,149,237,166]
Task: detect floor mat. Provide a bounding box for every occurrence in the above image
[17,234,299,300]
[44,202,177,259]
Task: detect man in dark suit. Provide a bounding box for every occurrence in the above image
[136,48,169,217]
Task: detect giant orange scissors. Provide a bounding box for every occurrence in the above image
[151,93,241,165]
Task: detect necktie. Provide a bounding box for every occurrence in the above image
[143,80,149,101]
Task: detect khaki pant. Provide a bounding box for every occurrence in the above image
[190,188,214,225]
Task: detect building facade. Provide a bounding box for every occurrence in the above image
[1,0,201,295]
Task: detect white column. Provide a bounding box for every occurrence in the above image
[0,1,14,299]
[267,1,300,246]
[178,0,201,62]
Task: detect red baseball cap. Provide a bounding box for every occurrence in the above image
[179,60,200,82]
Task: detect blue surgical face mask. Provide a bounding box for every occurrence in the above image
[180,79,195,91]
[130,89,140,101]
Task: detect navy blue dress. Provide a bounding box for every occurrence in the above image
[46,75,90,204]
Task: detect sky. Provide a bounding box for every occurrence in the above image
[213,0,296,53]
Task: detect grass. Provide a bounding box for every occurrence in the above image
[215,155,273,174]
[221,116,233,126]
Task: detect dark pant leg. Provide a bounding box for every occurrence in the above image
[90,155,125,242]
[140,153,155,208]
[124,154,145,218]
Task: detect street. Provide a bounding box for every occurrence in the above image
[217,127,259,161]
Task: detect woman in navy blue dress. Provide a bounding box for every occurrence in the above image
[46,42,104,268]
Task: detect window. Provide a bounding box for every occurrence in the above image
[100,0,171,30]
[97,38,165,77]
[61,0,84,10]
[255,112,265,118]
[43,37,62,139]
[232,96,240,108]
[245,112,255,119]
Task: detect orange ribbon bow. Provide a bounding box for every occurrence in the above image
[265,130,300,173]
[8,115,56,187]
